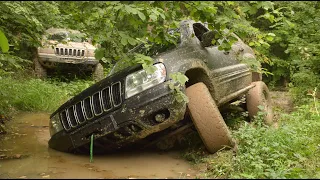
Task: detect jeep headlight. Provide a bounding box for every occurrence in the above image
[125,63,166,99]
[49,114,63,137]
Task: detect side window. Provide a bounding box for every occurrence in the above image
[193,23,216,48]
[193,23,209,42]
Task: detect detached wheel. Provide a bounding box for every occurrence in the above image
[246,81,273,125]
[93,63,104,82]
[186,82,234,153]
[33,57,47,79]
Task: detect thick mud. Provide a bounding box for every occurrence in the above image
[0,112,196,179]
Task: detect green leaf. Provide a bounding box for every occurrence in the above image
[159,12,165,20]
[138,11,146,21]
[100,57,109,63]
[169,83,175,90]
[0,30,9,53]
[249,42,255,46]
[94,48,105,60]
[267,33,276,37]
[176,91,189,103]
[128,38,137,46]
[149,14,157,21]
[124,5,138,14]
[121,37,128,46]
[176,73,189,84]
[265,36,274,41]
[143,64,157,74]
[285,20,295,28]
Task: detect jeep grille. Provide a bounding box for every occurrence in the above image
[59,81,123,131]
[55,48,85,57]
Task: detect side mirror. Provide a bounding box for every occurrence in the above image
[200,30,215,48]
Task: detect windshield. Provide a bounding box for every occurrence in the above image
[47,31,87,43]
[48,32,67,42]
[109,28,180,76]
[68,33,87,43]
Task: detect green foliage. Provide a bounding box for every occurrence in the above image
[0,30,9,53]
[0,1,318,110]
[0,54,31,76]
[133,53,156,74]
[169,72,189,103]
[0,77,67,116]
[0,76,93,117]
[184,101,320,179]
[259,1,320,94]
[0,1,63,78]
[0,2,61,51]
[56,1,284,70]
[48,78,95,98]
[1,1,314,97]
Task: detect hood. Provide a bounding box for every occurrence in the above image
[45,40,96,50]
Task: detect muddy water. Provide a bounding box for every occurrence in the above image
[0,112,196,179]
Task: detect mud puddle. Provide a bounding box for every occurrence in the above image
[0,112,196,179]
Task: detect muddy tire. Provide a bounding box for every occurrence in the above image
[186,82,234,153]
[33,57,47,79]
[93,63,104,82]
[246,81,273,125]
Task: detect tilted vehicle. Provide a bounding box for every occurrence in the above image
[34,28,104,81]
[48,20,273,154]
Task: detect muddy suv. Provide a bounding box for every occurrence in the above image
[48,20,273,154]
[34,28,104,81]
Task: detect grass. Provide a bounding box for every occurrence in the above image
[182,97,320,179]
[0,75,94,117]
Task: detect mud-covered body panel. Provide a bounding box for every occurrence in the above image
[49,20,257,153]
[49,80,186,152]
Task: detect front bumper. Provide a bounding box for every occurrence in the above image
[48,81,186,153]
[38,54,99,68]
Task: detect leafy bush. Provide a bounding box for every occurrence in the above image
[183,102,320,179]
[0,76,94,117]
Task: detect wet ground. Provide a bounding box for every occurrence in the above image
[0,112,197,179]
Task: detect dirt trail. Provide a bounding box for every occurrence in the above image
[0,112,196,179]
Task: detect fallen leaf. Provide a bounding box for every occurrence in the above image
[15,154,21,158]
[42,175,50,178]
[187,174,191,177]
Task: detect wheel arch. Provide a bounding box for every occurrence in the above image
[184,66,215,98]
